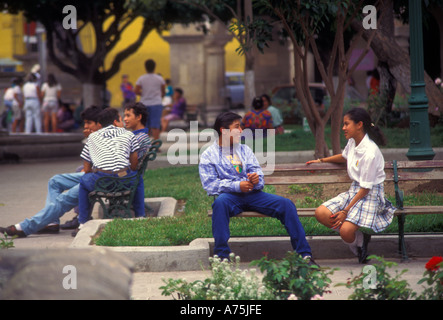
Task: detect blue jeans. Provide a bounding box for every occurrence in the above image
[78,170,141,224]
[20,172,84,235]
[145,104,163,129]
[24,98,42,133]
[211,191,312,259]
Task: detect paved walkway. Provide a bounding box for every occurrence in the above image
[1,154,439,300]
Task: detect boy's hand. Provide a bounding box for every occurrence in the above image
[240,181,254,193]
[247,173,259,185]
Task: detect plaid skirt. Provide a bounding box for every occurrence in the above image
[322,181,396,233]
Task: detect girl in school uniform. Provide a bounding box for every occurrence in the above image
[307,107,397,263]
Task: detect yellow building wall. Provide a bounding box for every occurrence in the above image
[0,12,26,68]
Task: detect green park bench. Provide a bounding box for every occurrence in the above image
[208,160,443,261]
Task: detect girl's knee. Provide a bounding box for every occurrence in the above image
[340,223,358,243]
[315,206,331,225]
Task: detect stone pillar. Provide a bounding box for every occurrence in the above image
[162,25,205,106]
[203,21,232,126]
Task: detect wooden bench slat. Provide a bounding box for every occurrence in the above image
[388,160,443,169]
[263,160,443,175]
[398,206,443,215]
[208,206,443,218]
[386,171,443,181]
[265,175,351,185]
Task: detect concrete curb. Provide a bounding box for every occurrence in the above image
[70,220,211,272]
[71,217,443,272]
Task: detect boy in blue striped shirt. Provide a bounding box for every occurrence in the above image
[199,112,317,266]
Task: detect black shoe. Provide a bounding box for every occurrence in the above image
[71,228,80,237]
[0,225,27,238]
[60,217,79,230]
[358,233,372,264]
[36,224,60,234]
[303,255,320,268]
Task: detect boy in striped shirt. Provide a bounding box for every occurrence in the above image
[77,108,140,227]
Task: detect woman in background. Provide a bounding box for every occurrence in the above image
[41,73,62,132]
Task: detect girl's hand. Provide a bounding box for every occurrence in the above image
[330,211,347,229]
[306,159,322,165]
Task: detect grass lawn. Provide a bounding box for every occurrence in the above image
[95,165,443,247]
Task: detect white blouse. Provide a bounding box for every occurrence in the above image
[342,134,385,189]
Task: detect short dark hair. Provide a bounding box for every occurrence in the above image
[174,87,183,96]
[80,105,104,123]
[252,97,263,110]
[98,108,120,127]
[213,112,242,135]
[145,59,156,73]
[125,102,148,127]
[261,94,272,105]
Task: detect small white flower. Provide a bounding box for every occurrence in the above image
[288,294,298,300]
[435,78,442,85]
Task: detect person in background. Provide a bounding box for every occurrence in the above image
[306,107,396,264]
[162,79,174,107]
[242,97,273,138]
[23,73,42,133]
[161,87,187,132]
[10,77,24,133]
[2,78,20,131]
[120,74,136,108]
[41,73,62,132]
[261,94,284,135]
[56,103,75,132]
[134,59,165,140]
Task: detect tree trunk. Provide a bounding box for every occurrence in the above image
[244,54,256,110]
[351,19,443,116]
[82,83,104,109]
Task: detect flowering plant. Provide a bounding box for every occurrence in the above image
[160,254,273,300]
[417,256,443,300]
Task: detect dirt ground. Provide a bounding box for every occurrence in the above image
[275,180,443,205]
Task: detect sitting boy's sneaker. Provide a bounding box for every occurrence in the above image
[36,224,60,234]
[303,255,320,267]
[0,225,27,238]
[60,217,79,230]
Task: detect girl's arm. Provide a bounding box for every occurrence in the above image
[306,154,346,165]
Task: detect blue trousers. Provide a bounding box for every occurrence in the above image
[212,191,312,259]
[20,172,83,235]
[78,170,143,224]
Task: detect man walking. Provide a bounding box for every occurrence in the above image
[134,59,165,140]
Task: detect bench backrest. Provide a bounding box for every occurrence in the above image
[263,160,443,185]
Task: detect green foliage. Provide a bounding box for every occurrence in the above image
[0,233,15,249]
[251,252,336,300]
[337,255,415,300]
